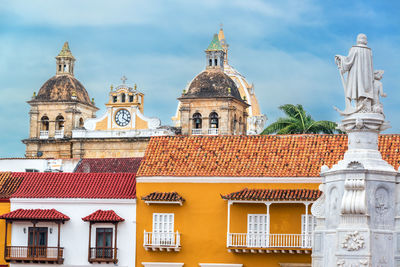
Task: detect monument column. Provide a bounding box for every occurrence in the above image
[312,34,396,267]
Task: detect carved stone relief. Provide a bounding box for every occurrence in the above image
[341,231,365,251]
[375,187,389,227]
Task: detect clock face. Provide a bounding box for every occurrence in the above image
[115,109,131,127]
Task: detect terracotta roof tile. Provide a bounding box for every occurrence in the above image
[82,210,124,222]
[11,172,135,199]
[221,188,322,201]
[138,135,400,177]
[74,158,142,173]
[0,172,25,199]
[141,192,185,202]
[0,209,70,221]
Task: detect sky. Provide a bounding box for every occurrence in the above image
[0,0,400,157]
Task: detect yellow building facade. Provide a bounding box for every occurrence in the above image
[0,173,25,267]
[135,135,354,267]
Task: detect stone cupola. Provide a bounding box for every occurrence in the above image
[56,42,75,76]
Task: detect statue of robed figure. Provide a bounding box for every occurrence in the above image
[334,33,374,115]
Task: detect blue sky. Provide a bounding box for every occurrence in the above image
[0,0,400,157]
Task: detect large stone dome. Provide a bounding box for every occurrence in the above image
[34,75,93,106]
[181,69,243,101]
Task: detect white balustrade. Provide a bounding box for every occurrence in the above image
[39,130,49,139]
[54,130,64,139]
[208,128,219,135]
[228,233,312,248]
[192,128,203,135]
[143,231,181,251]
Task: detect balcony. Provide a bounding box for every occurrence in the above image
[208,128,219,135]
[54,130,64,139]
[143,231,181,251]
[228,233,312,254]
[192,128,203,135]
[89,247,118,263]
[5,246,64,264]
[39,130,49,139]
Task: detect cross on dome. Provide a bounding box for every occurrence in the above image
[121,75,127,84]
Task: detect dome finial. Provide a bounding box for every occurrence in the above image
[57,42,75,59]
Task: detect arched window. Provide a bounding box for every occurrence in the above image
[193,113,202,129]
[40,116,49,131]
[239,117,243,134]
[121,93,126,103]
[209,112,219,128]
[129,95,134,102]
[214,58,218,66]
[55,115,64,130]
[113,96,117,103]
[79,118,84,128]
[233,114,237,133]
[209,59,212,66]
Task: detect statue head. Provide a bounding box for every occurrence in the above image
[356,33,368,45]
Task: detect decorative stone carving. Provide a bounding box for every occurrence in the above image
[341,231,365,251]
[336,259,345,267]
[341,178,366,214]
[311,185,325,218]
[375,187,389,226]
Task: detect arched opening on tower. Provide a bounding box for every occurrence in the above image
[209,112,219,129]
[40,116,49,131]
[55,115,64,130]
[193,113,202,129]
[79,118,84,128]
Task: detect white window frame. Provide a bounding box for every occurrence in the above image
[152,213,175,246]
[301,214,316,247]
[246,214,270,247]
[199,264,243,267]
[142,263,184,267]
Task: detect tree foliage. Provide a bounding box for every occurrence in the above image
[261,104,339,135]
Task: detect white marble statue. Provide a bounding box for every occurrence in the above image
[372,70,386,113]
[335,33,374,114]
[312,34,395,267]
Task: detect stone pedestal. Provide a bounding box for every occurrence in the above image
[312,112,398,267]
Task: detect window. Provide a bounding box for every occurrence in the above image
[247,214,269,247]
[121,93,126,103]
[79,118,84,128]
[96,228,113,258]
[129,95,134,102]
[152,213,174,245]
[301,214,316,248]
[58,65,62,71]
[28,227,48,257]
[113,96,117,103]
[209,112,219,128]
[56,115,64,130]
[209,59,212,66]
[193,113,202,129]
[40,116,49,131]
[214,58,218,66]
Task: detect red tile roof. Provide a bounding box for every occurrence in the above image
[11,172,135,199]
[221,188,322,201]
[141,192,185,202]
[0,209,70,221]
[74,158,142,173]
[82,210,124,222]
[138,135,400,177]
[0,173,25,199]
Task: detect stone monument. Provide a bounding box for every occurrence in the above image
[311,34,396,266]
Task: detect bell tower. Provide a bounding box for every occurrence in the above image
[56,42,75,76]
[205,34,225,71]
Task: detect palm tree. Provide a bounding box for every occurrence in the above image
[261,104,339,134]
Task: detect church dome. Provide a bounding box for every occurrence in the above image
[34,75,93,106]
[181,69,243,102]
